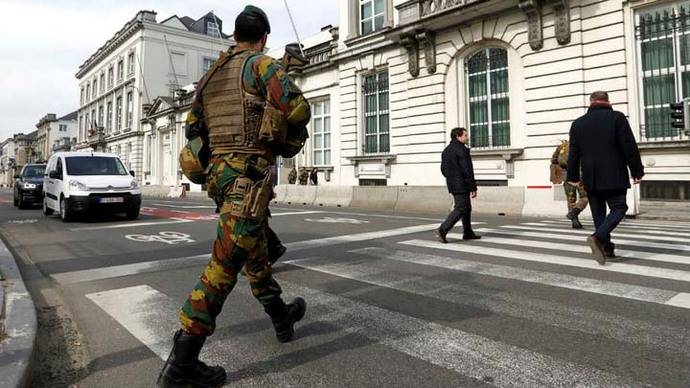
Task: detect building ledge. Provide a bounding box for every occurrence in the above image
[346,154,397,164]
[471,148,523,161]
[638,140,690,151]
[343,27,392,47]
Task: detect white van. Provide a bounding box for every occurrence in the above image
[43,152,142,222]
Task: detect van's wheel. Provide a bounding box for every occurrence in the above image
[60,196,73,222]
[126,206,140,220]
[43,198,53,216]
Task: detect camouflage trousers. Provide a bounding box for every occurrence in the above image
[179,153,283,336]
[564,182,588,211]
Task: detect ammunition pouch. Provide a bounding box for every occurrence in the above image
[258,104,288,146]
[227,172,273,220]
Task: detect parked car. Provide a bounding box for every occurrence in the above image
[14,163,47,209]
[43,152,141,222]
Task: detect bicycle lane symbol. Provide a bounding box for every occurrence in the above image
[125,231,196,245]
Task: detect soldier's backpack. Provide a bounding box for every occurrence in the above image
[557,140,569,169]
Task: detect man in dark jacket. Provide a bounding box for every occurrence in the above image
[436,127,481,243]
[567,91,644,265]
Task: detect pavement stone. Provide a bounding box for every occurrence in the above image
[0,235,37,388]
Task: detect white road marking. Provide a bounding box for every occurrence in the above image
[474,227,690,253]
[68,218,193,231]
[271,210,325,216]
[542,219,690,230]
[285,223,439,251]
[51,223,439,284]
[451,233,690,265]
[304,217,370,224]
[52,255,209,285]
[125,231,195,245]
[400,238,690,283]
[270,207,487,223]
[503,225,690,244]
[357,246,690,310]
[524,222,690,237]
[285,251,690,351]
[87,283,641,387]
[85,285,177,359]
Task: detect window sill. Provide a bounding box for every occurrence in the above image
[638,139,690,150]
[470,148,523,161]
[344,27,392,47]
[346,154,396,164]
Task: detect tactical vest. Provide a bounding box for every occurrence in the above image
[201,50,268,155]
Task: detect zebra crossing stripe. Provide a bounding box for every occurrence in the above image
[383,243,690,309]
[399,238,690,283]
[502,225,690,244]
[473,228,690,253]
[525,222,690,237]
[542,219,690,231]
[86,283,642,387]
[446,233,690,266]
[285,251,690,353]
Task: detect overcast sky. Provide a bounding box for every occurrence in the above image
[0,0,339,140]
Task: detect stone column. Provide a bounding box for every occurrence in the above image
[347,0,360,40]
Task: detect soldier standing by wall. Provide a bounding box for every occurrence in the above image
[159,6,311,387]
[550,140,588,229]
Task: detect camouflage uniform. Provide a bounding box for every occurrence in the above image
[179,48,310,337]
[288,167,297,184]
[298,168,309,185]
[551,141,588,211]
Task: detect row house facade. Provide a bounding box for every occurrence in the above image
[75,10,231,179]
[35,111,78,162]
[0,138,16,187]
[270,0,690,213]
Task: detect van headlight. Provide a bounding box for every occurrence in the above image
[69,179,89,191]
[129,180,139,189]
[22,182,37,189]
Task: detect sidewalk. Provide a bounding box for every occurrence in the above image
[637,201,690,222]
[0,235,37,388]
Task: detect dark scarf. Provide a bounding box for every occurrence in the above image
[589,100,612,110]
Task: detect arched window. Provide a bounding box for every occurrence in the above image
[465,48,510,148]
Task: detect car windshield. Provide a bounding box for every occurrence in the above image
[65,156,128,176]
[22,165,46,177]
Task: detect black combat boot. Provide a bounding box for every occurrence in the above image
[266,298,307,343]
[157,330,226,388]
[566,208,583,229]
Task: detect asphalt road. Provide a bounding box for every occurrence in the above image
[1,189,689,387]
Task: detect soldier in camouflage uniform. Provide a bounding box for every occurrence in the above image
[158,6,310,387]
[551,140,588,229]
[298,168,309,185]
[288,166,297,184]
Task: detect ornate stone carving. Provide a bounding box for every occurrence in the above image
[401,35,420,77]
[547,0,571,45]
[519,0,543,51]
[416,30,436,74]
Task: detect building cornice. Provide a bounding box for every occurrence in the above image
[76,20,144,79]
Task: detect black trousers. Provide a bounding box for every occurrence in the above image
[440,193,473,235]
[588,189,628,246]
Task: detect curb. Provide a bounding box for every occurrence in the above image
[0,236,36,388]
